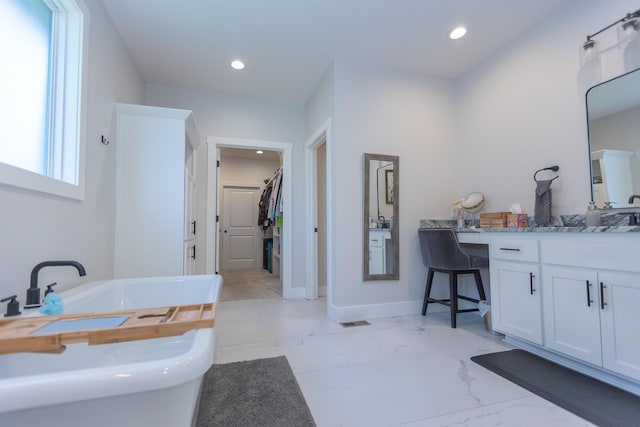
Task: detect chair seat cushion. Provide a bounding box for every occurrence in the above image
[469,255,489,268]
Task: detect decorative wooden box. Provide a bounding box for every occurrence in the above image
[479,212,510,228]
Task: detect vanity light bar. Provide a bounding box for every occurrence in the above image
[584,9,640,43]
[578,9,640,92]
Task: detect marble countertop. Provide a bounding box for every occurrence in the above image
[419,218,640,233]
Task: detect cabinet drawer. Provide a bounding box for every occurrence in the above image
[490,239,539,262]
[369,230,390,248]
[541,239,640,272]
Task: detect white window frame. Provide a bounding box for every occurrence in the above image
[0,0,89,200]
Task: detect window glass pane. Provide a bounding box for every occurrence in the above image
[0,0,52,175]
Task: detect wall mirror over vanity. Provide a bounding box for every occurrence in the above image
[363,153,399,281]
[587,67,640,210]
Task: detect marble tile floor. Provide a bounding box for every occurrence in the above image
[219,268,282,301]
[215,297,595,427]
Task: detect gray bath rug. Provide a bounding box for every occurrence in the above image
[471,349,640,427]
[196,356,316,427]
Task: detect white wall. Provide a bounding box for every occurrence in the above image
[146,84,307,288]
[455,0,638,216]
[306,64,335,139]
[0,0,145,304]
[330,59,458,318]
[219,155,281,188]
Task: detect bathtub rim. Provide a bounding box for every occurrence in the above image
[0,328,214,413]
[0,274,221,414]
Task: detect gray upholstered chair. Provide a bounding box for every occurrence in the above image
[418,228,488,328]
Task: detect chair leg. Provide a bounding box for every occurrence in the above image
[449,272,458,328]
[473,270,487,301]
[422,269,435,315]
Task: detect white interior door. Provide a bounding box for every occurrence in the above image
[221,186,260,270]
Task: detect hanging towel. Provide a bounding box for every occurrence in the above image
[534,180,553,225]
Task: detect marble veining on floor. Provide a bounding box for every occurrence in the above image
[214,298,595,426]
[219,268,281,301]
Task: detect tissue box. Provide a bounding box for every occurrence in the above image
[507,214,528,228]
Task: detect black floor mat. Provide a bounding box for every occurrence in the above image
[471,349,640,427]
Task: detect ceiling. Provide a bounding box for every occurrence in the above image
[101,0,575,104]
[220,147,280,161]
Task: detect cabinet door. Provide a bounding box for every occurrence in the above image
[184,171,197,241]
[184,242,196,275]
[599,271,640,381]
[491,260,542,344]
[542,266,602,365]
[369,246,384,274]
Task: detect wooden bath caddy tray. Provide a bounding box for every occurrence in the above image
[0,303,215,355]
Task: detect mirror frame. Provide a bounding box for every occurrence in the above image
[586,67,640,209]
[363,153,399,281]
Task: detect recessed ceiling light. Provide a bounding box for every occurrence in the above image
[256,150,264,154]
[449,26,467,40]
[231,60,245,70]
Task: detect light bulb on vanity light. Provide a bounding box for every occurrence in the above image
[617,15,640,45]
[577,39,602,95]
[618,15,640,72]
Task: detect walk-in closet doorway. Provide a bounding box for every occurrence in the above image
[206,137,294,300]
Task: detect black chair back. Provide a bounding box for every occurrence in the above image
[418,228,471,270]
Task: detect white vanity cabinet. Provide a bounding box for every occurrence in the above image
[369,229,391,274]
[543,267,640,381]
[541,239,640,381]
[599,271,640,380]
[490,239,543,345]
[591,149,635,207]
[542,266,602,365]
[453,229,640,392]
[114,104,200,279]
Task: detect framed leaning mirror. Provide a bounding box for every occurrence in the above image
[363,153,399,281]
[586,67,640,208]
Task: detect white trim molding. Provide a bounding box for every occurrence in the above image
[304,118,333,307]
[207,136,294,298]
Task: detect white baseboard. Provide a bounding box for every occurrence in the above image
[283,285,306,299]
[329,300,425,323]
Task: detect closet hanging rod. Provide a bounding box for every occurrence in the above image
[264,167,282,187]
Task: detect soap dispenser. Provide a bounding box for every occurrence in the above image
[586,201,601,227]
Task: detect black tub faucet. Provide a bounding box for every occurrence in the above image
[25,261,87,308]
[629,195,640,204]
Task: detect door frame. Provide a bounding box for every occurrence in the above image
[206,137,295,298]
[305,119,333,304]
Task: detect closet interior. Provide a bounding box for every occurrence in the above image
[259,167,283,280]
[218,148,283,301]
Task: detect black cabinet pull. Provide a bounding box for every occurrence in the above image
[499,247,520,252]
[191,221,196,235]
[191,245,196,260]
[600,282,607,310]
[586,280,593,307]
[530,272,535,295]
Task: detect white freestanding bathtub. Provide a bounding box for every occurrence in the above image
[0,274,222,427]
